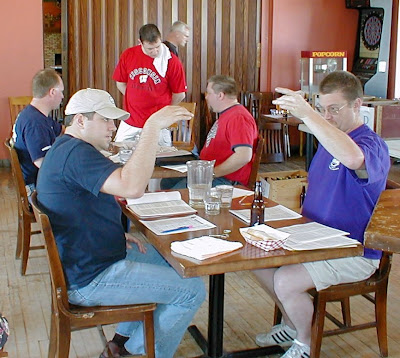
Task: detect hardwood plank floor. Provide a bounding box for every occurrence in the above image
[1,156,400,358]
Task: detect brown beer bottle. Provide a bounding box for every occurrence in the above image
[250,181,265,226]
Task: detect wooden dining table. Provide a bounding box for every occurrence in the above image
[151,165,187,179]
[121,190,363,358]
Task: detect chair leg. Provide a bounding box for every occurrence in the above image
[375,287,389,357]
[21,212,32,275]
[340,297,351,327]
[57,317,71,358]
[310,294,327,358]
[15,213,23,259]
[48,311,57,358]
[143,311,155,358]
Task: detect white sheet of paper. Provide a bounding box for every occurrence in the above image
[230,205,302,224]
[278,222,350,243]
[232,188,254,199]
[283,235,359,251]
[140,214,216,235]
[171,236,243,260]
[127,191,181,206]
[160,164,188,173]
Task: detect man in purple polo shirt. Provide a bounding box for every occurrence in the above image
[252,71,390,358]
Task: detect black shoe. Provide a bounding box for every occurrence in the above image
[99,341,134,358]
[99,341,121,358]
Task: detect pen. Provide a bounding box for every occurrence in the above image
[239,193,253,204]
[161,226,193,233]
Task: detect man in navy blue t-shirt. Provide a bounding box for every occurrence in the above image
[253,71,390,358]
[13,68,64,194]
[36,88,204,358]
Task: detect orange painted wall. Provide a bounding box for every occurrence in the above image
[0,0,43,160]
[260,0,359,92]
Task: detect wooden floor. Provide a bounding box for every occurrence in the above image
[2,157,400,358]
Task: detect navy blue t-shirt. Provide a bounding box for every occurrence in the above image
[13,104,62,185]
[303,124,390,260]
[37,135,126,289]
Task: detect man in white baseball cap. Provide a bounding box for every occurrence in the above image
[36,88,203,358]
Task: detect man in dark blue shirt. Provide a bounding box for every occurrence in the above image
[13,68,64,194]
[36,88,204,358]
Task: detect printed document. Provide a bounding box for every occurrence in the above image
[127,191,196,218]
[279,222,359,251]
[140,214,216,235]
[171,236,243,260]
[230,205,302,223]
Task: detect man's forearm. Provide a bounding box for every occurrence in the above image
[171,92,185,105]
[213,149,252,178]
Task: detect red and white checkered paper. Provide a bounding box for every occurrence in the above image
[239,225,289,252]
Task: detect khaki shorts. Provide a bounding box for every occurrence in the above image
[302,256,380,291]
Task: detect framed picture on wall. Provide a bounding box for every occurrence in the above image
[345,0,370,8]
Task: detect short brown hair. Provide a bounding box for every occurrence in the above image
[319,71,363,102]
[32,68,61,98]
[208,75,238,98]
[139,24,161,43]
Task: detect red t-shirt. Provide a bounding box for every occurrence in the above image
[113,45,187,127]
[200,104,258,185]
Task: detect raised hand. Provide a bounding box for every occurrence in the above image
[273,88,314,120]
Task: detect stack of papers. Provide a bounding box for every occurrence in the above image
[127,191,196,218]
[171,236,243,260]
[280,222,360,251]
[230,205,302,223]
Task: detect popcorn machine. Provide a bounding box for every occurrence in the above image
[300,51,347,100]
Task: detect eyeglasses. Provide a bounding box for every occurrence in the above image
[315,103,347,116]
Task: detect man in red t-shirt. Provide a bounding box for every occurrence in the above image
[113,23,187,144]
[161,75,258,189]
[199,75,258,186]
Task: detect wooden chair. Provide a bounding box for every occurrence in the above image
[258,122,286,163]
[30,191,156,358]
[170,102,197,151]
[247,136,265,190]
[243,91,274,123]
[8,96,32,127]
[4,138,43,275]
[274,180,400,358]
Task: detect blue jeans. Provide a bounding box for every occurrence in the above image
[68,244,206,357]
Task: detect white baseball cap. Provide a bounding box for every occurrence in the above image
[65,88,130,121]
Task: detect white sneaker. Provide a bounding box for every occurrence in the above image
[255,323,297,347]
[282,339,310,358]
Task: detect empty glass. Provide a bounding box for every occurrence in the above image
[203,188,221,215]
[216,185,234,208]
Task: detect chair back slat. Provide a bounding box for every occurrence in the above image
[258,122,285,163]
[243,91,274,123]
[170,102,197,151]
[4,139,30,213]
[8,96,32,127]
[247,135,264,190]
[30,191,71,310]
